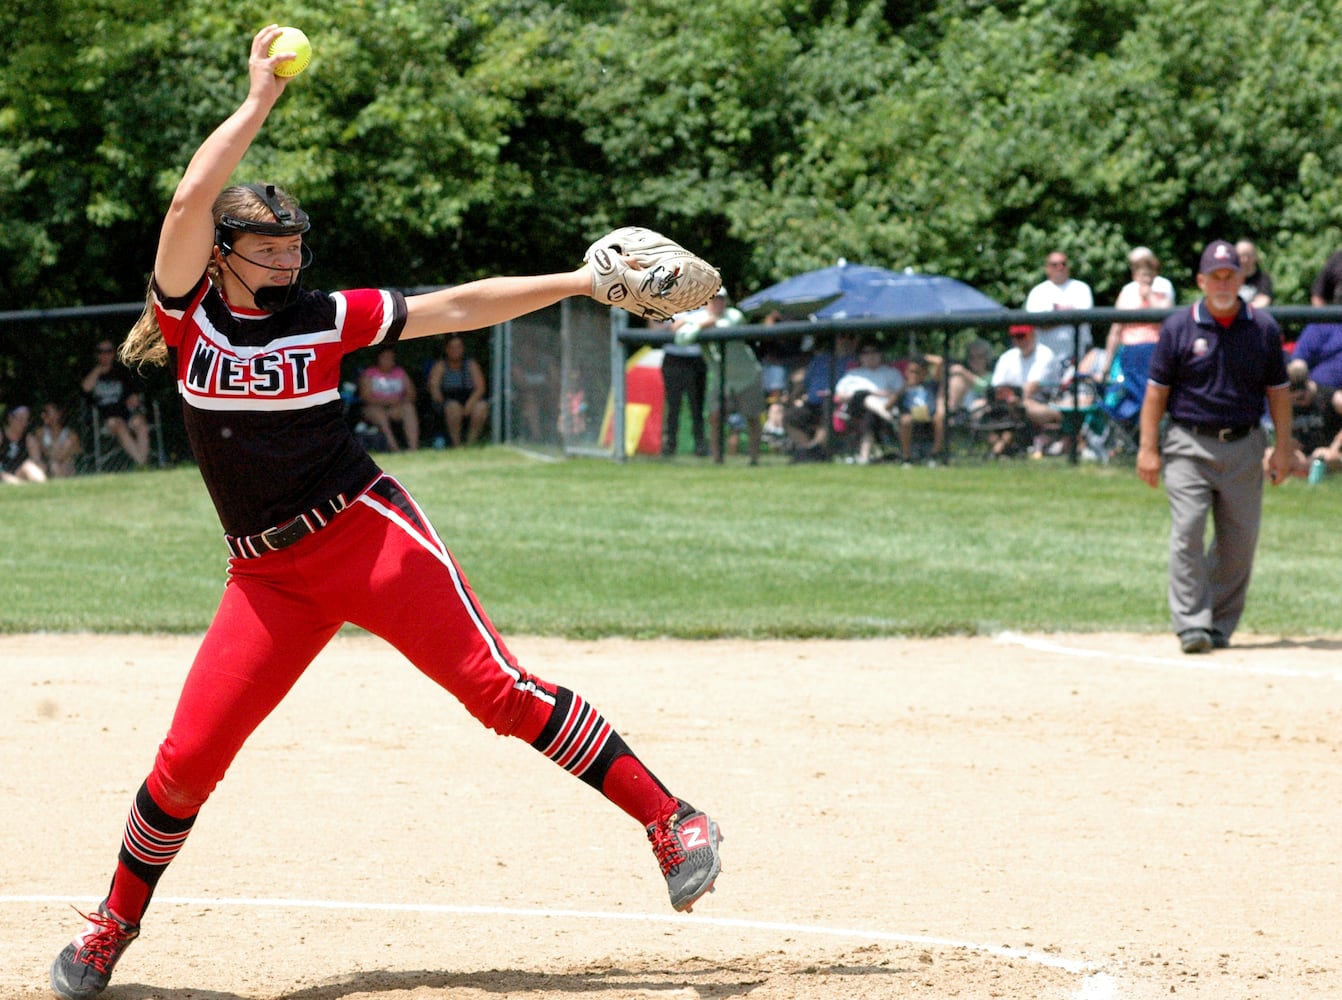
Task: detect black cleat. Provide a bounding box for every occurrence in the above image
[50,903,139,1000]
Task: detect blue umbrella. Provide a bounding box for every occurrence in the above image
[739,260,1002,321]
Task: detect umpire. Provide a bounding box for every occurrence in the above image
[1136,240,1292,654]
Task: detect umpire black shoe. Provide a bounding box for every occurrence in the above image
[1210,630,1231,649]
[1179,628,1213,654]
[50,902,139,1000]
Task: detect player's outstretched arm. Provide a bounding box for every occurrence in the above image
[400,268,594,341]
[399,226,721,339]
[155,25,293,299]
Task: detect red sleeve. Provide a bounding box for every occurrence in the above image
[152,273,212,349]
[330,288,408,351]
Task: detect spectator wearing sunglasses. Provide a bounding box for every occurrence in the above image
[81,340,151,467]
[1024,251,1094,368]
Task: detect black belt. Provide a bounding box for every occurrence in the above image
[225,492,353,559]
[1173,420,1254,442]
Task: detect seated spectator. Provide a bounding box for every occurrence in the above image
[1298,425,1342,485]
[1236,239,1273,307]
[784,331,859,461]
[358,345,419,452]
[1101,246,1176,377]
[81,340,151,467]
[1073,344,1111,386]
[757,311,802,445]
[833,341,904,465]
[989,324,1064,457]
[28,401,82,478]
[1268,360,1336,482]
[1290,321,1342,444]
[427,334,489,448]
[510,332,561,445]
[1309,248,1342,306]
[760,379,789,442]
[2,406,47,483]
[895,354,945,464]
[556,357,590,441]
[946,338,996,418]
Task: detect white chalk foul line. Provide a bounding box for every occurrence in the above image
[996,631,1342,682]
[5,893,1099,978]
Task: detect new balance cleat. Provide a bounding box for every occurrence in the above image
[647,799,723,912]
[50,902,139,1000]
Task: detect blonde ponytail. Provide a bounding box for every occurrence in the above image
[119,278,168,368]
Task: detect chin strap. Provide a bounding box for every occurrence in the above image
[222,256,302,313]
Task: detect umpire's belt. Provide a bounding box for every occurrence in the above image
[225,493,352,559]
[1172,420,1254,443]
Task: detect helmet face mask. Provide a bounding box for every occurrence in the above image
[215,183,313,312]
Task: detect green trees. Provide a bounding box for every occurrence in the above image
[5,0,1342,399]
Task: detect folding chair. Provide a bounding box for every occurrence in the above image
[967,385,1032,459]
[1101,342,1155,456]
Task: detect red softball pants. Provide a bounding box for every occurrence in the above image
[146,474,558,816]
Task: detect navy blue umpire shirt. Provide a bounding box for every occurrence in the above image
[1147,300,1288,428]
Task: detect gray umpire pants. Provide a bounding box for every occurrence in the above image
[1161,422,1266,639]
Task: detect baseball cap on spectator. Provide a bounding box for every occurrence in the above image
[1199,240,1242,274]
[1008,324,1034,339]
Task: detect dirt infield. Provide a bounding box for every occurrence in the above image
[2,632,1339,1000]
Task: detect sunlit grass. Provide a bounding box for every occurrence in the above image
[1,448,1336,638]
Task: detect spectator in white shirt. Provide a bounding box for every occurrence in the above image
[1025,251,1094,366]
[834,341,905,464]
[990,324,1064,455]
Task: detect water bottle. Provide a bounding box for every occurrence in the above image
[1308,458,1327,485]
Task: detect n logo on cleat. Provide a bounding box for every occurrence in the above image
[678,817,710,848]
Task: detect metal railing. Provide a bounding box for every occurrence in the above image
[612,304,1342,464]
[7,299,1342,466]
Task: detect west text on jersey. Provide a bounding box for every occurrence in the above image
[187,340,317,396]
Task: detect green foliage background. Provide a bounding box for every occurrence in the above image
[7,0,1342,400]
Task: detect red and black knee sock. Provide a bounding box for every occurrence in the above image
[105,781,197,926]
[530,687,676,827]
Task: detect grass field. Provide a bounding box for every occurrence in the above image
[1,447,1338,638]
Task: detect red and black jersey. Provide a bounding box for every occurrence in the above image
[154,274,407,536]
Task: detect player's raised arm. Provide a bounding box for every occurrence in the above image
[154,25,292,298]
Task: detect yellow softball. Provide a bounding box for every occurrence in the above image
[268,27,312,78]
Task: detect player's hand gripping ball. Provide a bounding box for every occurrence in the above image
[268,27,312,78]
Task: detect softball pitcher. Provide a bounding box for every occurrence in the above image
[50,26,721,1000]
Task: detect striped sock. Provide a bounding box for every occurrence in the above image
[107,781,197,924]
[530,688,673,825]
[531,688,619,787]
